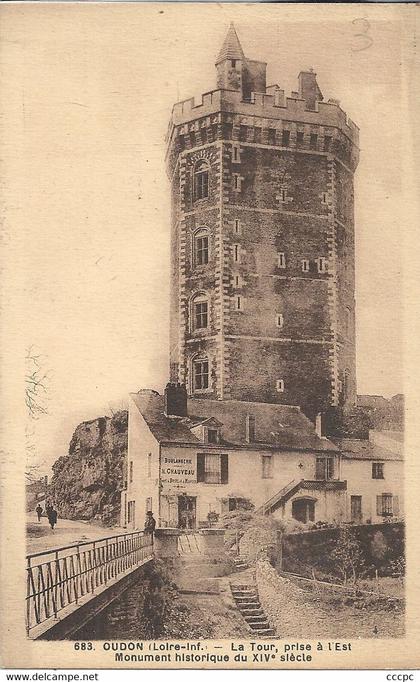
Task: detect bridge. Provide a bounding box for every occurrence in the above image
[26,530,154,640]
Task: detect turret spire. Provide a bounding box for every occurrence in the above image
[216,23,245,65]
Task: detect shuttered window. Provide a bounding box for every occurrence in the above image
[196,453,228,484]
[377,493,393,516]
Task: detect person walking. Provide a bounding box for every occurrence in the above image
[47,506,58,531]
[35,504,43,522]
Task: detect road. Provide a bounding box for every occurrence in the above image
[26,514,123,554]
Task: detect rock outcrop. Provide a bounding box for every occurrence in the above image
[48,411,127,525]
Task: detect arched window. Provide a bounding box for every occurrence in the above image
[190,292,209,331]
[192,355,209,391]
[193,228,209,266]
[194,160,209,200]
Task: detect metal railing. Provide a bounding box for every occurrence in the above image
[26,530,154,635]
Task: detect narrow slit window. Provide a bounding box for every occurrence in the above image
[276,313,284,328]
[277,252,286,268]
[233,244,240,263]
[234,219,241,234]
[317,257,327,273]
[302,259,310,272]
[276,379,284,393]
[232,145,241,163]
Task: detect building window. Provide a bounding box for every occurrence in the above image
[321,192,328,204]
[324,135,332,151]
[194,230,209,266]
[191,293,208,330]
[317,257,327,273]
[282,130,290,146]
[129,461,133,483]
[377,493,394,517]
[372,462,384,479]
[193,357,209,391]
[310,133,318,149]
[232,145,241,163]
[234,219,241,234]
[315,457,334,480]
[233,244,241,263]
[197,453,228,484]
[207,428,219,444]
[147,453,152,478]
[296,131,304,146]
[194,160,209,200]
[227,497,248,511]
[127,500,136,524]
[231,59,236,68]
[278,189,287,203]
[302,259,310,272]
[276,379,284,393]
[233,173,242,192]
[277,252,286,268]
[146,497,152,512]
[262,455,273,479]
[233,273,242,288]
[276,313,284,328]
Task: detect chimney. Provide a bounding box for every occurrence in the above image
[164,382,188,418]
[315,413,323,438]
[298,70,323,111]
[246,414,255,443]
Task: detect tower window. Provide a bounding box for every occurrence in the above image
[194,231,209,266]
[232,145,241,163]
[233,273,242,288]
[194,160,209,200]
[321,192,328,204]
[233,244,241,263]
[310,133,318,149]
[277,252,286,268]
[194,300,208,329]
[234,219,241,235]
[282,130,290,146]
[276,379,284,393]
[324,135,332,151]
[317,257,327,273]
[191,292,209,331]
[276,313,284,328]
[302,259,310,272]
[296,131,304,146]
[193,357,209,391]
[233,173,242,192]
[231,59,236,68]
[235,295,244,311]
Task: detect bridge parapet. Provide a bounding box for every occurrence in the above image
[26,530,153,639]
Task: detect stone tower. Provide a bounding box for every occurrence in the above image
[166,24,359,419]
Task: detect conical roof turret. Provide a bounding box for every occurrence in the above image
[216,23,245,65]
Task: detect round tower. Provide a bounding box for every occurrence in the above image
[166,24,359,420]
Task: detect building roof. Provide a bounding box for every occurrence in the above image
[334,438,403,461]
[216,23,245,65]
[130,392,338,453]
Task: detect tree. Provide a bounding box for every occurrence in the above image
[25,346,51,482]
[330,528,365,584]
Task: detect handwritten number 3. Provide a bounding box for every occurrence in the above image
[352,18,373,52]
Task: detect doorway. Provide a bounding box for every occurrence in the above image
[351,495,362,523]
[292,498,315,524]
[178,495,197,529]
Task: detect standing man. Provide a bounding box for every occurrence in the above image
[144,511,156,539]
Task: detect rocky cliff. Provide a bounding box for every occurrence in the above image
[48,411,127,525]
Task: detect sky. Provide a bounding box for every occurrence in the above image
[2,4,406,475]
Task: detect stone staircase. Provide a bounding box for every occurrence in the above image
[232,555,249,571]
[230,583,275,636]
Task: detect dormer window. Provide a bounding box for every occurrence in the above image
[207,428,219,444]
[194,160,209,200]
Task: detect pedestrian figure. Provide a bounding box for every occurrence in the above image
[47,506,58,531]
[144,511,156,537]
[35,504,43,522]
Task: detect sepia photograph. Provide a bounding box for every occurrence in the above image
[1,1,418,670]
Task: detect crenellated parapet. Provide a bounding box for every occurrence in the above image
[166,88,359,175]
